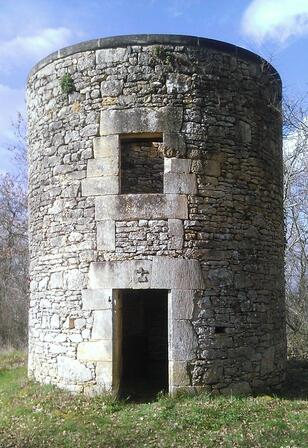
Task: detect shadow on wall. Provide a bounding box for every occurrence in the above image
[277,360,308,400]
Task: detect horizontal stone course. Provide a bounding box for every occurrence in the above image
[88,257,205,290]
[95,194,188,220]
[100,107,183,135]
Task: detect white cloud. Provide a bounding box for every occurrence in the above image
[242,0,308,44]
[0,27,74,74]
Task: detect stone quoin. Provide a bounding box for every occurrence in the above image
[27,34,286,396]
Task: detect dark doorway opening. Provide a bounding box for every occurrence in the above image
[119,289,168,400]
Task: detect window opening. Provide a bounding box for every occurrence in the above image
[120,133,163,194]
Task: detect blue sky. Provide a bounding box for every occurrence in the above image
[0,0,308,172]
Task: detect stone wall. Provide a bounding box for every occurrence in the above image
[27,35,286,395]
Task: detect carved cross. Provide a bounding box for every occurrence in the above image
[136,267,149,283]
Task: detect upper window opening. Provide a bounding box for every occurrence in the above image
[120,133,164,194]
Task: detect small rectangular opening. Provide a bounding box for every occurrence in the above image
[120,133,164,194]
[116,289,168,400]
[214,326,226,334]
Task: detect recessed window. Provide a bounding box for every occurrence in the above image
[214,326,226,334]
[120,133,163,194]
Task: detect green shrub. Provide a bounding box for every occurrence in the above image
[60,73,75,95]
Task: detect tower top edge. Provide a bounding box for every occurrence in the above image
[28,34,280,82]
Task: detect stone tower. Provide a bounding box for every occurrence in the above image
[27,35,286,396]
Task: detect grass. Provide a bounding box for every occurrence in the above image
[0,351,307,448]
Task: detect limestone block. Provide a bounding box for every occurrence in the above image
[220,381,252,396]
[101,79,123,97]
[82,329,90,339]
[91,310,112,340]
[239,120,252,144]
[166,74,191,94]
[37,62,54,78]
[163,133,186,156]
[88,260,152,290]
[260,347,275,376]
[49,344,67,354]
[89,258,204,290]
[81,177,119,196]
[170,320,198,362]
[203,160,221,177]
[77,53,95,71]
[93,135,119,159]
[101,97,118,106]
[55,334,67,343]
[68,333,83,343]
[164,173,197,194]
[170,290,194,320]
[95,194,188,220]
[96,361,113,387]
[81,124,99,138]
[170,385,199,396]
[38,277,49,291]
[100,106,183,135]
[49,271,63,289]
[50,314,60,328]
[169,360,190,386]
[77,340,112,362]
[62,384,83,394]
[68,231,83,243]
[87,158,119,177]
[168,219,184,249]
[84,384,112,396]
[82,289,113,310]
[164,158,191,174]
[64,269,84,291]
[151,257,205,290]
[97,220,115,251]
[74,318,86,330]
[96,48,128,64]
[202,365,223,384]
[57,356,92,382]
[208,268,233,287]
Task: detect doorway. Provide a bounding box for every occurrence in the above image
[116,289,168,399]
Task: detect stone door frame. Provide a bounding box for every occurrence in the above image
[79,256,204,394]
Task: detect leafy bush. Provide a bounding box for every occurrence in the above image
[60,73,75,95]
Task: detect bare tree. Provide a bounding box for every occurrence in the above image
[0,114,29,348]
[283,95,308,337]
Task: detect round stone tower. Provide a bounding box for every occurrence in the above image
[27,35,286,396]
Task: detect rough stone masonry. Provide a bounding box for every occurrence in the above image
[27,34,286,396]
